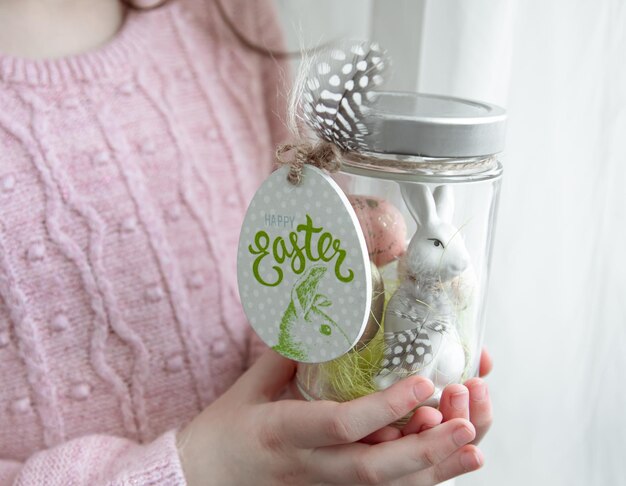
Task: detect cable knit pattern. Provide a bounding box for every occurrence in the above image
[0,0,287,483]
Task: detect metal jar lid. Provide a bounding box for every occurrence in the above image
[365,92,507,158]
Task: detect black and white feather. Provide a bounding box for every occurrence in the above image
[300,41,388,152]
[377,289,453,374]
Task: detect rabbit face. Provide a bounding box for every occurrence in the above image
[400,184,470,284]
[403,223,470,282]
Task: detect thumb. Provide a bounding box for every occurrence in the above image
[233,349,297,402]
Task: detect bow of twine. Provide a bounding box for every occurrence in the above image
[275,141,343,185]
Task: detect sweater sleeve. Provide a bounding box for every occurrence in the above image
[0,430,186,486]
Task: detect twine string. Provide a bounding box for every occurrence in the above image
[276,141,343,185]
[276,141,497,185]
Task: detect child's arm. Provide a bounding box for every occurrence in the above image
[0,350,490,486]
[0,430,186,485]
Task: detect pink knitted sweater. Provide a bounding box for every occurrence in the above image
[0,1,287,483]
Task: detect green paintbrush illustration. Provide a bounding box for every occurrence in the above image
[273,265,349,360]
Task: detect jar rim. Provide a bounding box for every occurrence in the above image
[363,92,507,158]
[341,152,504,183]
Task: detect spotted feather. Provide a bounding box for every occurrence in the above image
[301,41,388,152]
[377,311,452,379]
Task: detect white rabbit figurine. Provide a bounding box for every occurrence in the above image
[374,184,475,403]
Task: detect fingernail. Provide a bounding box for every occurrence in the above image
[450,390,468,410]
[453,425,475,446]
[460,450,482,471]
[471,382,487,402]
[413,381,433,402]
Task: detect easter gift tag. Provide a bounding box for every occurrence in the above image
[237,165,372,363]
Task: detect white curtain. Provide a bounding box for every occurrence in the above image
[275,1,626,485]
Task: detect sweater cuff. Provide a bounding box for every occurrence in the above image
[116,429,187,485]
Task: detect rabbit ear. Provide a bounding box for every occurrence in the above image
[400,183,437,226]
[433,185,455,223]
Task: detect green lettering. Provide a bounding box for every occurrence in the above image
[272,237,291,264]
[332,239,354,283]
[250,230,282,286]
[297,215,322,262]
[289,231,306,274]
[317,232,334,261]
[247,215,354,287]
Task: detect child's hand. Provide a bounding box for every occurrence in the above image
[177,350,482,485]
[401,349,494,444]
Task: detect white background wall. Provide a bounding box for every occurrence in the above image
[275,1,626,485]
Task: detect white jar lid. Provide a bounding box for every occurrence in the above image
[365,92,507,158]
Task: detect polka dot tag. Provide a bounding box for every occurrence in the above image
[237,166,372,363]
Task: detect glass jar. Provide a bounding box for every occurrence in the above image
[295,92,506,410]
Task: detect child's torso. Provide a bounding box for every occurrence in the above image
[0,0,282,459]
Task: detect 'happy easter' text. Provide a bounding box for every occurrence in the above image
[248,214,354,287]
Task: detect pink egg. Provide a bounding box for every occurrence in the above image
[348,195,407,266]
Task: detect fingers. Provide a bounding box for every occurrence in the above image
[441,380,493,444]
[360,426,402,445]
[479,348,493,377]
[361,406,444,445]
[310,418,476,485]
[439,384,470,422]
[465,378,493,444]
[234,349,297,402]
[395,444,484,486]
[277,376,434,448]
[401,406,443,435]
